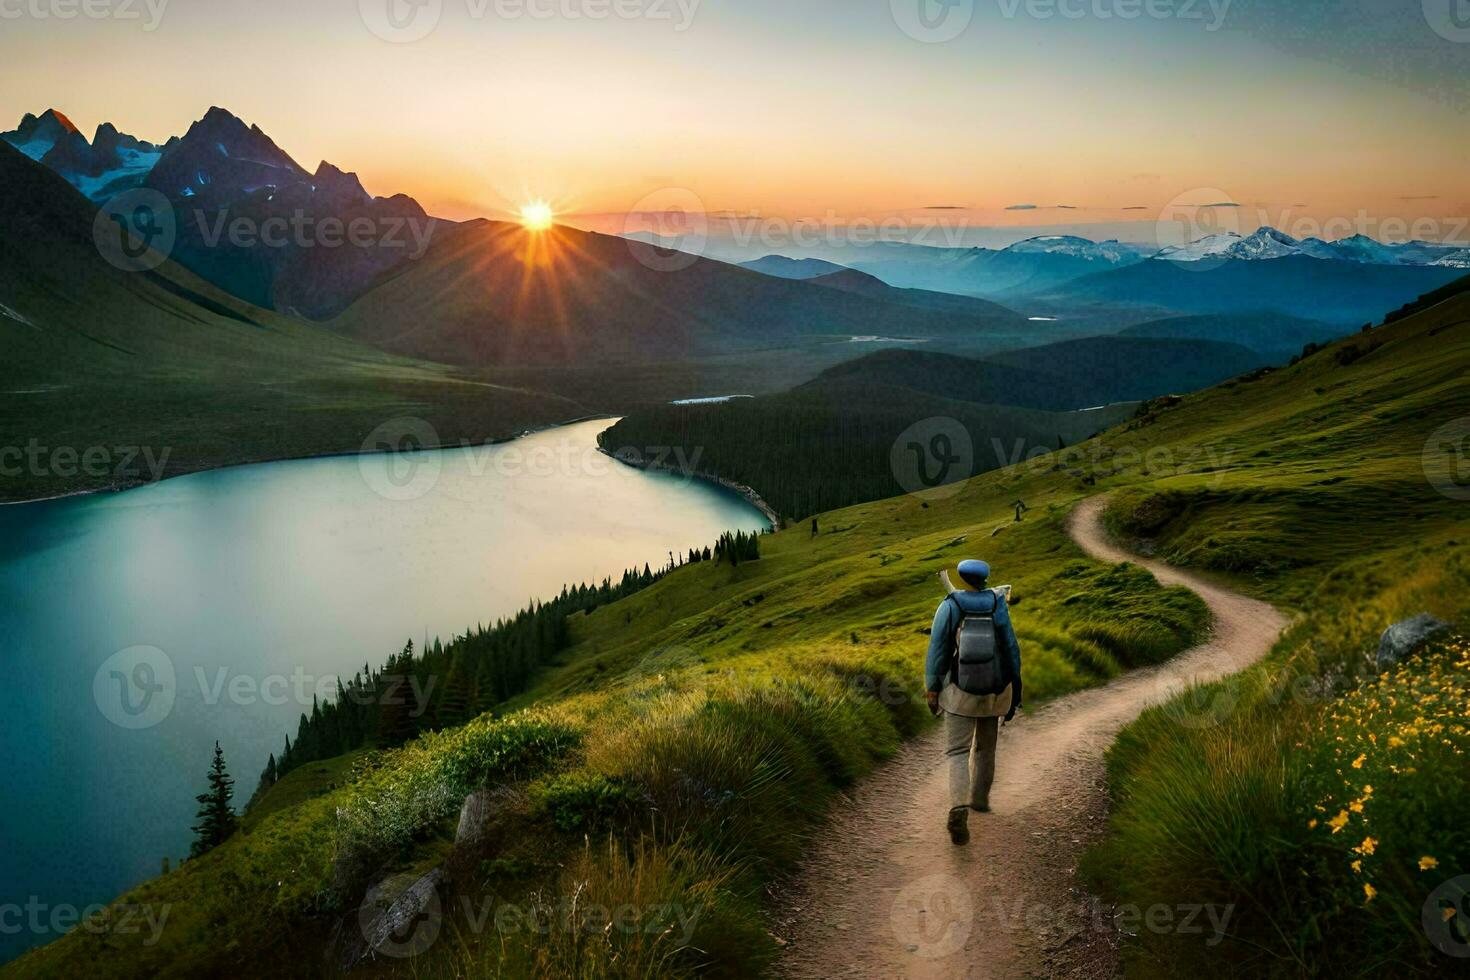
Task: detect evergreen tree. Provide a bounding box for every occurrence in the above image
[190,741,238,858]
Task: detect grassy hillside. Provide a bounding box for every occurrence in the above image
[8,244,1469,977]
[599,336,1267,521]
[0,142,584,502]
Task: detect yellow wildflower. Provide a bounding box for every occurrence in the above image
[1364,883,1377,902]
[1356,837,1378,856]
[1352,754,1367,769]
[1351,860,1362,873]
[1328,810,1350,833]
[1420,856,1440,871]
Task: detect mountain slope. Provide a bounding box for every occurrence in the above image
[0,142,580,501]
[1119,311,1345,359]
[329,221,1029,367]
[739,254,848,279]
[1044,255,1465,324]
[16,256,1470,980]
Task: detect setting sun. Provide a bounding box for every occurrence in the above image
[520,201,554,231]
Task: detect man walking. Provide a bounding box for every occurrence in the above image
[924,559,1023,845]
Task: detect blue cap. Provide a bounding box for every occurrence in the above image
[958,559,991,588]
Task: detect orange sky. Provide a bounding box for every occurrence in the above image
[3,1,1466,241]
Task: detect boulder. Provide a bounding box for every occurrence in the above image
[1376,614,1451,672]
[455,785,519,847]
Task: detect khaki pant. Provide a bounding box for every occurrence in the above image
[945,712,999,810]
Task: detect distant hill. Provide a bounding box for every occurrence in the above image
[739,254,848,279]
[817,336,1268,411]
[804,268,1024,319]
[600,333,1264,519]
[329,221,1029,367]
[1119,312,1345,360]
[1042,255,1464,325]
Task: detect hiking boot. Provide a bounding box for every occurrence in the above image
[947,807,970,845]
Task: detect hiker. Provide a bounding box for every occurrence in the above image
[1012,499,1029,523]
[811,517,820,538]
[924,559,1023,845]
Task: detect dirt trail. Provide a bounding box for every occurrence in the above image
[769,496,1289,979]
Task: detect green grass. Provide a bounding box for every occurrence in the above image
[8,250,1470,977]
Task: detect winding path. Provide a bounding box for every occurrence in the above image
[769,496,1289,979]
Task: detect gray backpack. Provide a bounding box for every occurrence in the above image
[949,592,1006,696]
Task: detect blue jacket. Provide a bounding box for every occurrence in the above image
[925,589,1023,698]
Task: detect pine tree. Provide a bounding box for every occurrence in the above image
[190,741,238,858]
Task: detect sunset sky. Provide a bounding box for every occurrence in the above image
[3,0,1467,241]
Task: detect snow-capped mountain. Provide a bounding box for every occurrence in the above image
[1156,226,1466,268]
[1001,235,1150,264]
[0,109,163,201]
[1432,248,1470,269]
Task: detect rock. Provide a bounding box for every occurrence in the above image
[339,868,444,970]
[454,785,521,848]
[1376,614,1451,672]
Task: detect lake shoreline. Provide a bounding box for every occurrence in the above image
[598,446,784,530]
[0,413,619,508]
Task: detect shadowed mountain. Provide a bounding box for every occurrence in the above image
[739,255,849,279]
[803,268,1025,319]
[328,221,1030,367]
[1118,312,1346,360]
[1043,256,1465,325]
[816,337,1268,411]
[141,107,449,319]
[0,142,580,501]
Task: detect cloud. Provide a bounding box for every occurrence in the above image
[1197,202,1241,208]
[1055,204,1077,210]
[923,205,966,210]
[1005,204,1038,211]
[1122,206,1148,211]
[1399,195,1439,201]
